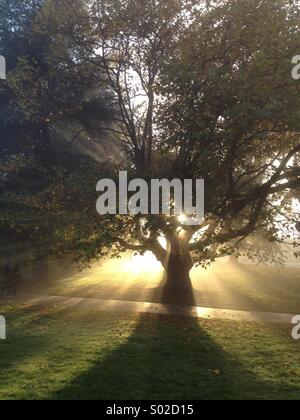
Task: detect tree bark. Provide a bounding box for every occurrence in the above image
[164,231,195,305]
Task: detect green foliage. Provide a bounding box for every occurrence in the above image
[158,0,300,263]
[0,142,132,265]
[0,0,113,156]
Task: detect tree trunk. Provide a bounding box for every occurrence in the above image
[163,232,195,305]
[151,231,195,306]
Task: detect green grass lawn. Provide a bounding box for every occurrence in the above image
[0,303,299,400]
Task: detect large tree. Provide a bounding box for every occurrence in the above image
[74,0,300,282]
[2,0,300,296]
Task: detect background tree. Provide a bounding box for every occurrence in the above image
[0,0,116,293]
[0,0,44,155]
[0,0,116,153]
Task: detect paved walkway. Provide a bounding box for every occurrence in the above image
[15,294,296,324]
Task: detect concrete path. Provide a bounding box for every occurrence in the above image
[15,294,296,324]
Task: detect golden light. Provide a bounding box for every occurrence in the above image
[292,198,300,213]
[158,236,167,250]
[125,252,163,275]
[178,214,186,224]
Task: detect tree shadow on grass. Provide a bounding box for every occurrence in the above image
[50,274,299,400]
